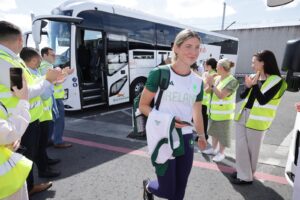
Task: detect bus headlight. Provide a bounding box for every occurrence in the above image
[110,76,127,97]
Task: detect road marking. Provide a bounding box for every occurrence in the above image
[64,136,288,185]
[121,110,132,117]
[100,107,132,116]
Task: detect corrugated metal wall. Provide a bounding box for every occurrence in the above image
[216,26,300,74]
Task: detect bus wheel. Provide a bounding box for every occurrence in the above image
[130,78,146,101]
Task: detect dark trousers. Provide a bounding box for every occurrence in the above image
[148,134,194,200]
[36,121,50,172]
[52,99,65,144]
[20,120,40,191]
[202,105,209,140]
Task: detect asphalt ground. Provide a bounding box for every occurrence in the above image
[30,90,299,200]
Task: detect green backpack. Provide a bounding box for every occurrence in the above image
[131,65,170,138]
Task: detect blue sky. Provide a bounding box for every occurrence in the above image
[0,0,299,32]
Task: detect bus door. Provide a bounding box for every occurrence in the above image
[105,33,130,106]
[77,29,107,108]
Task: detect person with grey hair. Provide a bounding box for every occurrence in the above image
[139,29,206,200]
[201,58,239,162]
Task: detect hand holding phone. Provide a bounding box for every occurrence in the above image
[11,77,28,100]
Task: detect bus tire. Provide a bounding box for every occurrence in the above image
[130,77,147,101]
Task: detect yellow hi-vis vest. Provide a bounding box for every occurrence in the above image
[202,70,217,106]
[0,50,43,122]
[0,103,32,199]
[40,61,65,99]
[209,75,237,121]
[235,75,287,131]
[30,71,53,122]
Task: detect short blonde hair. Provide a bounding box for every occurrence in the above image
[172,29,201,63]
[218,58,235,72]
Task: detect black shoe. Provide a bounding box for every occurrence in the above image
[47,158,61,165]
[230,172,237,179]
[143,179,154,200]
[39,168,61,178]
[230,176,253,185]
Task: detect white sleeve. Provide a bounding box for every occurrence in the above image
[0,100,31,145]
[0,59,12,87]
[28,77,52,99]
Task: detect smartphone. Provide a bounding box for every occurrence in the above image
[10,68,23,91]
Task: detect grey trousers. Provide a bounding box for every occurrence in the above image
[235,108,266,181]
[3,183,29,200]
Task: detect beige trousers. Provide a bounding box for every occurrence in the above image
[3,183,29,200]
[235,108,266,181]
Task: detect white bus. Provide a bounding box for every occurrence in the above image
[26,0,239,111]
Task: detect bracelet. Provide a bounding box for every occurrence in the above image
[197,134,206,139]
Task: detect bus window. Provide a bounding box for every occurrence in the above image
[107,33,128,75]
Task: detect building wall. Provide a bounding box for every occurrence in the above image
[216,26,300,75]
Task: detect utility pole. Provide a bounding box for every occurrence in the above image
[225,21,236,30]
[221,2,226,30]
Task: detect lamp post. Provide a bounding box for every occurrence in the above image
[221,2,226,30]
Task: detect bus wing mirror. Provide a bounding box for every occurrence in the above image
[267,0,293,7]
[32,19,48,44]
[32,20,41,44]
[282,39,300,72]
[282,39,300,92]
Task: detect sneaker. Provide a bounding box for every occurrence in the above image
[201,147,218,155]
[230,176,253,185]
[143,179,154,200]
[212,152,225,162]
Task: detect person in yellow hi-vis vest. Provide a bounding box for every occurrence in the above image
[201,58,239,162]
[230,50,287,185]
[200,58,217,141]
[0,21,59,196]
[0,76,32,200]
[20,47,61,179]
[40,47,74,149]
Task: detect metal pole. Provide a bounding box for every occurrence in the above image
[221,2,226,30]
[225,21,236,30]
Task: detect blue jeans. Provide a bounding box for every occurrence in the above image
[52,99,65,145]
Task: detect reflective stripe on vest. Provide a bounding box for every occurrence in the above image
[235,75,287,131]
[0,50,43,122]
[0,153,23,176]
[209,75,237,121]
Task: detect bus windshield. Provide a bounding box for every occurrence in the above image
[47,21,71,67]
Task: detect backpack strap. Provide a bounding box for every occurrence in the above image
[154,65,170,110]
